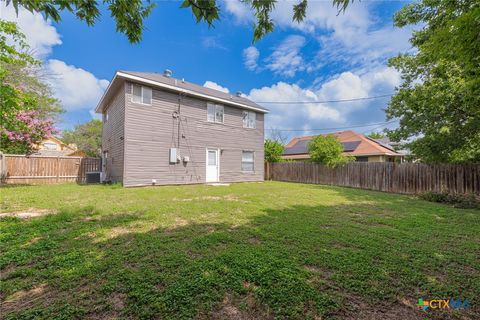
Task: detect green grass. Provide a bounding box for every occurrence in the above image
[0,182,478,319]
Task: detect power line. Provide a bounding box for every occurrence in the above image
[255,94,393,104]
[266,119,398,132]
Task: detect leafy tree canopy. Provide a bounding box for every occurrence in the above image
[367,132,386,139]
[307,135,354,167]
[62,120,102,157]
[6,0,351,43]
[264,139,284,163]
[386,0,480,163]
[0,20,62,154]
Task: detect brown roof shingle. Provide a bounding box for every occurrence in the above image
[283,130,402,157]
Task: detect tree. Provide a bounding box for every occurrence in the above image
[367,131,385,139]
[307,135,354,167]
[0,20,62,154]
[386,1,480,163]
[62,120,102,157]
[6,0,351,43]
[264,139,284,163]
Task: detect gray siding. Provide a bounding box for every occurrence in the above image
[102,84,125,183]
[123,81,264,187]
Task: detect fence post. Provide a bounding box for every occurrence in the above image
[56,156,60,183]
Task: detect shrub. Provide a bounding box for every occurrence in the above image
[419,192,480,209]
[307,135,354,167]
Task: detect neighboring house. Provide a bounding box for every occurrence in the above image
[95,70,268,187]
[373,137,411,159]
[282,130,404,162]
[33,137,84,157]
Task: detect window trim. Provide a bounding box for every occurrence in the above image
[241,151,255,172]
[131,84,152,105]
[242,111,256,129]
[207,103,224,124]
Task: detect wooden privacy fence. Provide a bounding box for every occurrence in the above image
[266,162,480,195]
[0,154,101,185]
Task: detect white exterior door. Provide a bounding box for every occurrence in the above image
[206,148,219,182]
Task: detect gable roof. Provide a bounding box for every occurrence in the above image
[283,130,402,157]
[95,71,268,114]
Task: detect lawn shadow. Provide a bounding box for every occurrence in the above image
[1,198,478,319]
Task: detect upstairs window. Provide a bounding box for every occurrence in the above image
[242,151,254,171]
[132,84,152,105]
[207,103,224,123]
[242,111,256,128]
[104,109,109,123]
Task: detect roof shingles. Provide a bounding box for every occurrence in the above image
[283,130,402,157]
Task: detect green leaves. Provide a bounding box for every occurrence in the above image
[307,135,354,167]
[62,120,103,157]
[264,139,284,163]
[0,20,62,154]
[5,0,353,43]
[180,0,219,25]
[293,0,308,23]
[386,0,480,163]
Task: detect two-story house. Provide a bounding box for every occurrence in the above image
[95,70,268,187]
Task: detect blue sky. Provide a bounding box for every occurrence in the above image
[1,1,414,141]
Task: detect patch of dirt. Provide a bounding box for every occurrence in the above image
[247,237,262,244]
[75,232,97,240]
[22,237,42,247]
[0,208,56,219]
[174,217,189,227]
[328,290,427,320]
[102,227,132,240]
[304,265,334,279]
[173,195,244,202]
[211,293,273,320]
[110,292,126,311]
[2,283,50,313]
[0,265,16,281]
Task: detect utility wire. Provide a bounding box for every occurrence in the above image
[255,94,393,104]
[265,119,398,132]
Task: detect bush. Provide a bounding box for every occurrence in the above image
[419,192,480,209]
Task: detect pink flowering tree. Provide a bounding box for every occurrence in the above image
[1,20,62,154]
[2,111,57,154]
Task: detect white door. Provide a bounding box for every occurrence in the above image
[206,148,219,182]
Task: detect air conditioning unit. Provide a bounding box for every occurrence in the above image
[86,172,101,184]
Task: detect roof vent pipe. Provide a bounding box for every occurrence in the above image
[236,91,243,97]
[163,69,172,78]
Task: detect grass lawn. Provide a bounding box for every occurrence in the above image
[0,182,479,319]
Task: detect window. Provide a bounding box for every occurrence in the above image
[242,151,254,171]
[43,143,57,150]
[207,103,224,123]
[132,84,152,105]
[242,111,256,128]
[208,150,217,166]
[104,110,109,123]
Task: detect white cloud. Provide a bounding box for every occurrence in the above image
[45,59,110,112]
[1,2,109,120]
[202,36,227,50]
[203,81,230,93]
[0,2,62,57]
[236,2,412,75]
[223,0,253,23]
[265,35,306,77]
[243,46,260,71]
[248,66,401,140]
